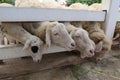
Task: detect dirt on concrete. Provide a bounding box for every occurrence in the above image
[0,49,120,80]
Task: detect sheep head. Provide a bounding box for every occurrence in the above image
[23,36,44,62]
[70,28,95,58]
[46,22,75,50]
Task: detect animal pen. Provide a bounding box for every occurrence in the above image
[0,0,119,60]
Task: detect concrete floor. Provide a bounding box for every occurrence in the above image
[0,49,120,80]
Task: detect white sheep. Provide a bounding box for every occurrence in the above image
[69,3,102,11]
[0,3,18,45]
[15,0,70,9]
[69,3,89,10]
[81,22,112,60]
[15,0,46,8]
[70,21,112,60]
[88,3,102,11]
[64,22,95,58]
[1,22,44,62]
[0,3,13,7]
[22,21,75,50]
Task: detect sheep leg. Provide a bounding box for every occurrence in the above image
[4,36,9,45]
[6,35,17,44]
[1,23,31,44]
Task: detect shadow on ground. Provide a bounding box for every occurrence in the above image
[0,49,120,80]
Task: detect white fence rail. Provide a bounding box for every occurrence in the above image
[0,0,120,60]
[0,44,67,59]
[0,7,105,21]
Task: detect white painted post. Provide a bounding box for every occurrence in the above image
[102,0,120,39]
[102,0,111,11]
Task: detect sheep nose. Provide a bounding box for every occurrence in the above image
[71,43,75,47]
[89,50,94,55]
[31,46,38,53]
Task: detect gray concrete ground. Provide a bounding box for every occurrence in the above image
[0,49,120,80]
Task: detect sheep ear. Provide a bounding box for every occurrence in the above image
[70,30,75,37]
[95,41,103,52]
[23,40,31,50]
[45,22,57,47]
[45,27,51,48]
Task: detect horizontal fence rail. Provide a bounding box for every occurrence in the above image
[0,44,67,59]
[0,7,105,22]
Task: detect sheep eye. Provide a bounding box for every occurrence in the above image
[75,36,81,38]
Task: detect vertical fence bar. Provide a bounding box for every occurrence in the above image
[103,0,120,39]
